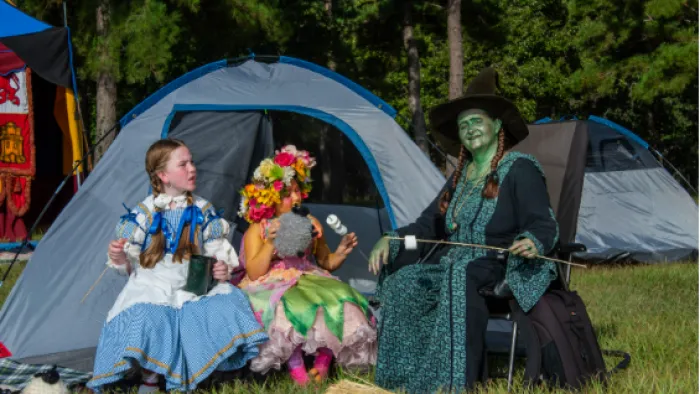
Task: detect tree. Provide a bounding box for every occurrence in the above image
[67,0,288,162]
[16,0,698,190]
[403,0,429,155]
[94,0,116,161]
[447,0,463,99]
[565,0,699,185]
[65,0,199,161]
[319,0,346,203]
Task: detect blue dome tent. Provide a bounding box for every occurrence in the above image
[532,116,698,263]
[0,56,445,369]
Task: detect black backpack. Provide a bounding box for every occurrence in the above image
[511,289,631,390]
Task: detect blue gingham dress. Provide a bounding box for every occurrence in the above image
[88,195,268,391]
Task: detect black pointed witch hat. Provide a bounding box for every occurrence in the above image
[429,67,529,157]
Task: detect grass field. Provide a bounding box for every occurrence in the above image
[0,262,697,393]
[0,261,26,308]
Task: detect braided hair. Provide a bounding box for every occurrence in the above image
[140,139,200,269]
[482,129,508,199]
[439,145,468,215]
[438,128,512,215]
[173,192,200,263]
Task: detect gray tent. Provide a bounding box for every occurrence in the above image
[532,117,698,263]
[0,56,444,369]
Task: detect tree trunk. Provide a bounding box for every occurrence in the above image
[444,0,463,175]
[95,0,117,163]
[403,1,429,156]
[447,0,463,100]
[319,0,344,203]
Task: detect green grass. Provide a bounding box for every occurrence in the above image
[0,228,46,244]
[1,262,697,393]
[0,261,26,307]
[207,263,699,394]
[568,263,698,393]
[465,262,699,394]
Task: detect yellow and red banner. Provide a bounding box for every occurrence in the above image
[0,43,34,220]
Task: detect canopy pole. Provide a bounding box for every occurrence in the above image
[64,2,92,185]
[62,1,82,189]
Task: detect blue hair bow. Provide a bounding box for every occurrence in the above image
[148,212,174,252]
[145,205,208,254]
[181,205,205,245]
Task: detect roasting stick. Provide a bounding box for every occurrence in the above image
[81,266,109,303]
[386,235,587,268]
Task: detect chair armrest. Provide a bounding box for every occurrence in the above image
[478,278,514,299]
[558,242,587,254]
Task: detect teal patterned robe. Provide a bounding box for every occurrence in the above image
[375,152,559,393]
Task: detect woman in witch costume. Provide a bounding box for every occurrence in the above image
[368,68,559,393]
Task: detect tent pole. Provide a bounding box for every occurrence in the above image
[396,113,456,174]
[652,149,698,196]
[375,195,385,234]
[0,122,120,288]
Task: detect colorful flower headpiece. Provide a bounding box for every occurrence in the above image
[238,145,316,223]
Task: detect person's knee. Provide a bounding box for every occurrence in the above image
[466,260,504,290]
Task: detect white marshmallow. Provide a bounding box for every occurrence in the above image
[327,214,348,235]
[404,235,418,250]
[326,214,339,227]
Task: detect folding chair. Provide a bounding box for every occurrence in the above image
[478,120,590,391]
[479,243,586,391]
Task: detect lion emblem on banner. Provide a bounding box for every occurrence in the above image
[0,73,20,106]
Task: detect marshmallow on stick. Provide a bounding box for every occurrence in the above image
[326,214,369,262]
[326,214,347,236]
[404,235,418,250]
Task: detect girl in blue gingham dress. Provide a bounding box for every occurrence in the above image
[87,139,267,392]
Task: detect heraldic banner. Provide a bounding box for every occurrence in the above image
[0,43,35,240]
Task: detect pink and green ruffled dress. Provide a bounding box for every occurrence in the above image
[233,220,377,373]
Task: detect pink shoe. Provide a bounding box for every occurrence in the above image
[289,366,310,386]
[309,348,333,382]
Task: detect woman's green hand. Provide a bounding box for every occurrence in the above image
[368,237,390,275]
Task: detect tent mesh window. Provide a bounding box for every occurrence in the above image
[585,122,660,172]
[269,111,383,208]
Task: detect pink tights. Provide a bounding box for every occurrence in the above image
[288,346,334,385]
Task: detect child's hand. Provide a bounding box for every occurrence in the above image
[336,233,358,257]
[212,261,231,282]
[266,220,281,241]
[308,215,323,239]
[108,238,128,264]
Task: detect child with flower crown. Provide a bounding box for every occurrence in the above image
[234,145,377,385]
[87,139,268,393]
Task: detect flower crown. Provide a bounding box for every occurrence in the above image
[238,145,316,223]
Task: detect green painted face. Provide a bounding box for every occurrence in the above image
[457,110,502,157]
